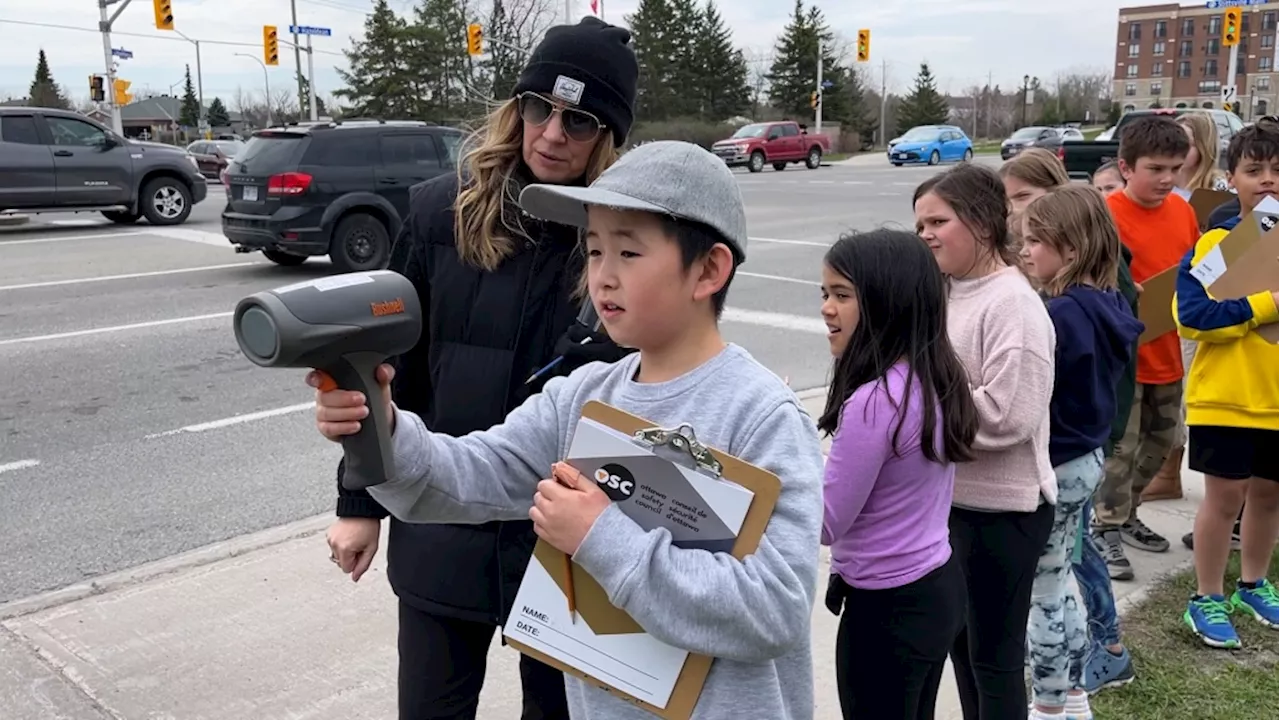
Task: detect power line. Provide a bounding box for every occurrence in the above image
[0,17,345,57]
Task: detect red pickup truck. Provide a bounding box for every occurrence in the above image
[711,121,831,173]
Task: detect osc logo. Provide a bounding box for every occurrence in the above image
[593,463,635,502]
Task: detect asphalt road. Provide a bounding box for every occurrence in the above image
[0,156,1001,604]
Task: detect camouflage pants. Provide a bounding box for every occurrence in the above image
[1095,380,1184,527]
[1174,338,1198,446]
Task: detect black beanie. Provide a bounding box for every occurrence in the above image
[511,16,638,147]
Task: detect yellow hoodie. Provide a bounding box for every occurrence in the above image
[1173,220,1279,431]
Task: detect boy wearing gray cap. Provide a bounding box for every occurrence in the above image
[310,140,825,720]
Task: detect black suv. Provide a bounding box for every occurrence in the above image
[221,119,463,271]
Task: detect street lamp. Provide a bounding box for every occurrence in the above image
[1022,74,1030,127]
[173,29,204,132]
[235,53,273,128]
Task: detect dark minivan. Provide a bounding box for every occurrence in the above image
[221,119,463,271]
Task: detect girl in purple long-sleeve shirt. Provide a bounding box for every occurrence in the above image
[818,229,980,720]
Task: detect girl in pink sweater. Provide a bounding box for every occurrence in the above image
[913,163,1058,720]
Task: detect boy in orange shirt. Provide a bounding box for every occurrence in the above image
[1092,115,1201,581]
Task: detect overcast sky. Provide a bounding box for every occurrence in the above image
[0,0,1133,106]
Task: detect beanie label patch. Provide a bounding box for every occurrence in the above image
[552,75,585,105]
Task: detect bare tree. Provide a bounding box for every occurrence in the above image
[742,47,773,119]
[502,0,556,50]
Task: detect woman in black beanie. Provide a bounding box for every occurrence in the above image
[324,17,638,720]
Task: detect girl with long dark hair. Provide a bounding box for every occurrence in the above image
[818,229,979,719]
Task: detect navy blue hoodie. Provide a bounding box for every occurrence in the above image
[1047,285,1145,467]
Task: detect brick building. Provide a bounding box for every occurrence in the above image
[1115,2,1278,119]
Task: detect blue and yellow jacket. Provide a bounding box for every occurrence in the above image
[1173,215,1279,431]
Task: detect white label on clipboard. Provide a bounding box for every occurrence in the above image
[1190,244,1228,287]
[502,416,755,709]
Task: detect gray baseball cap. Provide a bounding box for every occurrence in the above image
[518,140,748,262]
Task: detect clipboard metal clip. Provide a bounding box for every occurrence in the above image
[632,424,724,479]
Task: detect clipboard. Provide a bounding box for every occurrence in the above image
[1204,208,1280,344]
[503,400,783,719]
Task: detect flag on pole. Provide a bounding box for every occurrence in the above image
[590,0,599,15]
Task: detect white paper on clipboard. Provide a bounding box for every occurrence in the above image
[500,417,755,709]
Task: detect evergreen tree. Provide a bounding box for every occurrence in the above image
[627,0,678,122]
[179,65,201,127]
[206,97,230,127]
[298,73,328,117]
[895,62,949,134]
[836,65,878,142]
[665,0,704,118]
[765,1,811,118]
[692,0,749,121]
[334,0,416,119]
[405,0,477,122]
[28,49,70,109]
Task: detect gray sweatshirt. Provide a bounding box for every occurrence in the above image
[368,343,824,720]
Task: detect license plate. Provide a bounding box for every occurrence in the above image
[242,185,258,202]
[897,153,909,159]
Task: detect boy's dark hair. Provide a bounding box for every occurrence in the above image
[1118,115,1190,168]
[661,215,738,319]
[912,163,1018,268]
[1226,120,1278,173]
[818,229,978,465]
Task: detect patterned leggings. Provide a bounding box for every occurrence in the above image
[1028,449,1105,708]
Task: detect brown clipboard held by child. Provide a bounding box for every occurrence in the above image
[502,400,783,720]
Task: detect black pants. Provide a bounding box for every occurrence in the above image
[831,555,967,720]
[397,601,570,720]
[948,502,1055,720]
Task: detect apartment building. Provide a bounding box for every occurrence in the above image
[1115,2,1278,119]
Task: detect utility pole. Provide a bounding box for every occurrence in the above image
[307,35,317,121]
[98,0,135,135]
[875,59,885,147]
[565,0,571,23]
[290,0,305,114]
[985,70,992,139]
[815,42,823,134]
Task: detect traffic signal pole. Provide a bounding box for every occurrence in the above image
[98,0,134,135]
[814,44,823,134]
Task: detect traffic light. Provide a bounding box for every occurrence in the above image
[113,78,132,106]
[152,0,173,31]
[467,23,483,55]
[810,91,820,109]
[263,25,279,66]
[1222,8,1241,47]
[89,75,105,102]
[856,29,870,63]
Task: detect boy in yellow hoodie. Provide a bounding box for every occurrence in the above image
[1175,120,1278,649]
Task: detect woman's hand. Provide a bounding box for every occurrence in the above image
[307,364,396,441]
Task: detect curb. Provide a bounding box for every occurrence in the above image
[1113,556,1197,618]
[0,513,332,621]
[0,214,31,227]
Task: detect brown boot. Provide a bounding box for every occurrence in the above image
[1142,445,1185,501]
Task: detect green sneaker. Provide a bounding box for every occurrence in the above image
[1231,578,1280,628]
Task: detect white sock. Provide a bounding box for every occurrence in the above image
[1065,692,1092,718]
[1030,709,1065,719]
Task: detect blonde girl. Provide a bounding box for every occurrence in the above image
[999,147,1071,215]
[1019,185,1143,720]
[1176,112,1229,193]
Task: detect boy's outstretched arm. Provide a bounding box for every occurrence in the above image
[571,401,824,664]
[366,378,567,525]
[1175,241,1279,344]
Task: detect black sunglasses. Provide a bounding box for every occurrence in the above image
[517,92,602,143]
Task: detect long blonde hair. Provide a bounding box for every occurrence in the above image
[453,99,617,271]
[1022,184,1121,297]
[999,147,1071,190]
[1176,113,1224,190]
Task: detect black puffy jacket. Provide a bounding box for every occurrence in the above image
[335,168,602,625]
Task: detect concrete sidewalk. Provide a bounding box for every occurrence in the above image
[1,391,1203,720]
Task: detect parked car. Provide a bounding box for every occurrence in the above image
[888,125,973,166]
[221,118,463,271]
[1058,107,1244,179]
[710,120,831,173]
[0,106,207,225]
[1000,126,1083,160]
[187,139,245,179]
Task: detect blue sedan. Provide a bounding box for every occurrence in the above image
[887,125,974,166]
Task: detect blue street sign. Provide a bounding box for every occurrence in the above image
[111,48,133,59]
[288,25,332,36]
[1206,0,1268,8]
[822,80,834,88]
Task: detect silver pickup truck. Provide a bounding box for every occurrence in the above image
[0,106,208,225]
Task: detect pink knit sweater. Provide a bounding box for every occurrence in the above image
[947,266,1058,512]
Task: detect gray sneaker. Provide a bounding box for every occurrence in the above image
[1121,516,1170,553]
[1093,528,1134,581]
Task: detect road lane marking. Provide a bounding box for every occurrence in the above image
[0,459,40,475]
[737,271,819,287]
[0,311,232,347]
[0,262,260,292]
[145,402,316,439]
[0,231,147,246]
[149,228,232,247]
[749,236,830,248]
[722,307,827,334]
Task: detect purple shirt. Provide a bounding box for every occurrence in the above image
[821,362,955,590]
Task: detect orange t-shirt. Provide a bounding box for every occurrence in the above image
[1106,190,1201,385]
